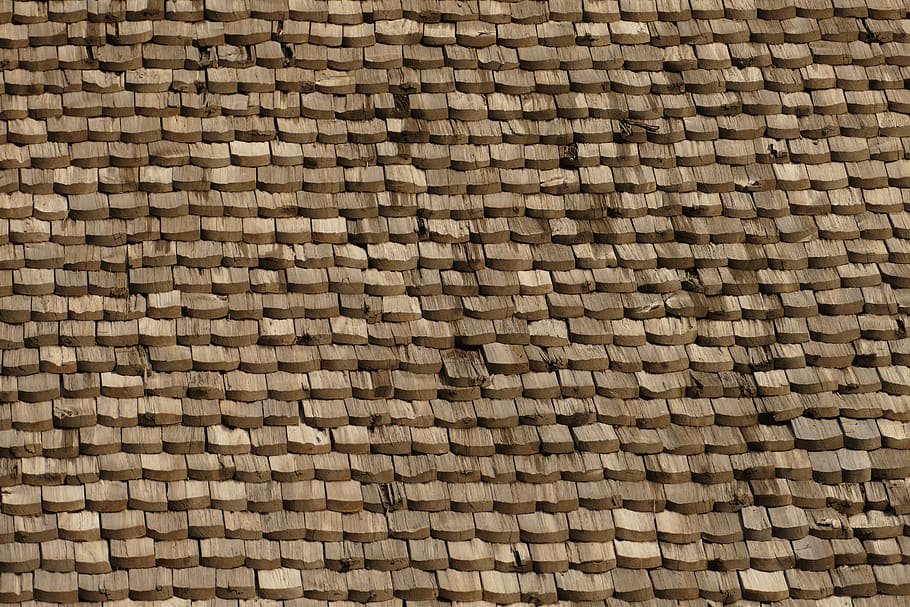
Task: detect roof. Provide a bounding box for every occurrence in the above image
[2,0,910,604]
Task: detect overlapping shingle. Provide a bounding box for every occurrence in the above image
[2,0,910,604]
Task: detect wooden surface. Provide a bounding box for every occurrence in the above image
[1,0,910,604]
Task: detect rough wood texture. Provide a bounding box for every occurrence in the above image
[1,0,910,604]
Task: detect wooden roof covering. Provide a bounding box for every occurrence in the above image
[3,0,910,604]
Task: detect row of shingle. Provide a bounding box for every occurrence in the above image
[5,167,905,197]
[5,198,910,236]
[0,189,885,218]
[0,235,884,275]
[0,480,907,544]
[6,134,910,170]
[4,41,910,85]
[5,401,908,446]
[0,274,903,309]
[0,530,907,574]
[0,285,905,335]
[45,18,894,48]
[0,325,904,361]
[0,241,891,272]
[3,10,910,41]
[2,465,831,504]
[0,510,909,593]
[8,32,910,70]
[0,489,903,542]
[6,148,910,189]
[3,449,909,514]
[0,319,903,358]
[0,324,903,368]
[1,534,907,585]
[0,267,905,305]
[0,566,643,604]
[10,564,907,604]
[4,74,910,116]
[7,39,910,76]
[4,408,910,459]
[5,215,910,252]
[3,430,909,485]
[0,42,907,86]
[0,285,902,322]
[3,137,909,176]
[9,469,901,511]
[4,472,909,521]
[3,0,909,24]
[0,352,906,398]
[4,395,909,438]
[0,239,898,268]
[5,391,905,428]
[2,382,898,421]
[5,108,910,143]
[5,31,910,63]
[5,243,910,273]
[0,344,906,394]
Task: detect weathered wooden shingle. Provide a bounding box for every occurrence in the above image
[2,1,910,604]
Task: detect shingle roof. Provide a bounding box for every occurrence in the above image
[3,0,910,604]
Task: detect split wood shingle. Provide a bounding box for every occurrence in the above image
[1,0,910,604]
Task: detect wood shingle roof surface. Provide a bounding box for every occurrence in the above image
[3,0,910,604]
